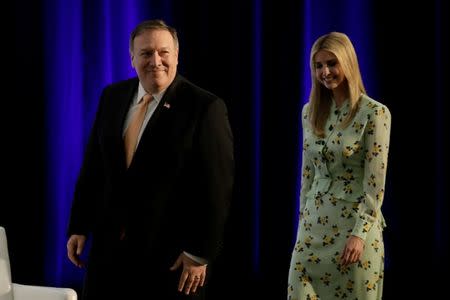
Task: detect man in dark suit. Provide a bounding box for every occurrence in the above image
[66,19,234,299]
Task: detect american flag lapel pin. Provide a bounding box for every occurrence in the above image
[163,102,171,109]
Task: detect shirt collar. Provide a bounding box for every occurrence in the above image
[137,82,167,104]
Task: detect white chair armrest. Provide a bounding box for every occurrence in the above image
[0,259,13,300]
[12,283,77,300]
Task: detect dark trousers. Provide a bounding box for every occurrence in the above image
[81,237,206,300]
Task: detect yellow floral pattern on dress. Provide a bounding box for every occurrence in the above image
[288,95,391,300]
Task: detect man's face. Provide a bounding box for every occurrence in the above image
[131,29,178,93]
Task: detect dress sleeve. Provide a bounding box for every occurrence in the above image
[299,103,315,219]
[352,104,391,240]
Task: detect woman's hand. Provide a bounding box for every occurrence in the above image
[340,235,365,267]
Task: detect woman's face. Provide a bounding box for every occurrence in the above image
[314,50,346,90]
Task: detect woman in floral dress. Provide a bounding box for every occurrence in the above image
[288,32,391,300]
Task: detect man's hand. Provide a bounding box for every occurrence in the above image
[67,234,87,268]
[170,252,207,295]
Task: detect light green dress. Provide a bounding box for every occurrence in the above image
[288,95,391,300]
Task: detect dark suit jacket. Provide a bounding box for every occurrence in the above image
[68,74,234,277]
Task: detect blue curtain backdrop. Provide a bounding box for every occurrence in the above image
[2,0,448,298]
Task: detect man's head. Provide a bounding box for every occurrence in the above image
[130,20,179,93]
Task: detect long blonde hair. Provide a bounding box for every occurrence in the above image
[308,32,366,137]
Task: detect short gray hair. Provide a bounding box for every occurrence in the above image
[129,19,179,53]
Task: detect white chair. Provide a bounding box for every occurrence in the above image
[0,226,77,300]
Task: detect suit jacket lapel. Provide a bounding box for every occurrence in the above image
[125,75,183,170]
[134,75,181,152]
[141,75,180,136]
